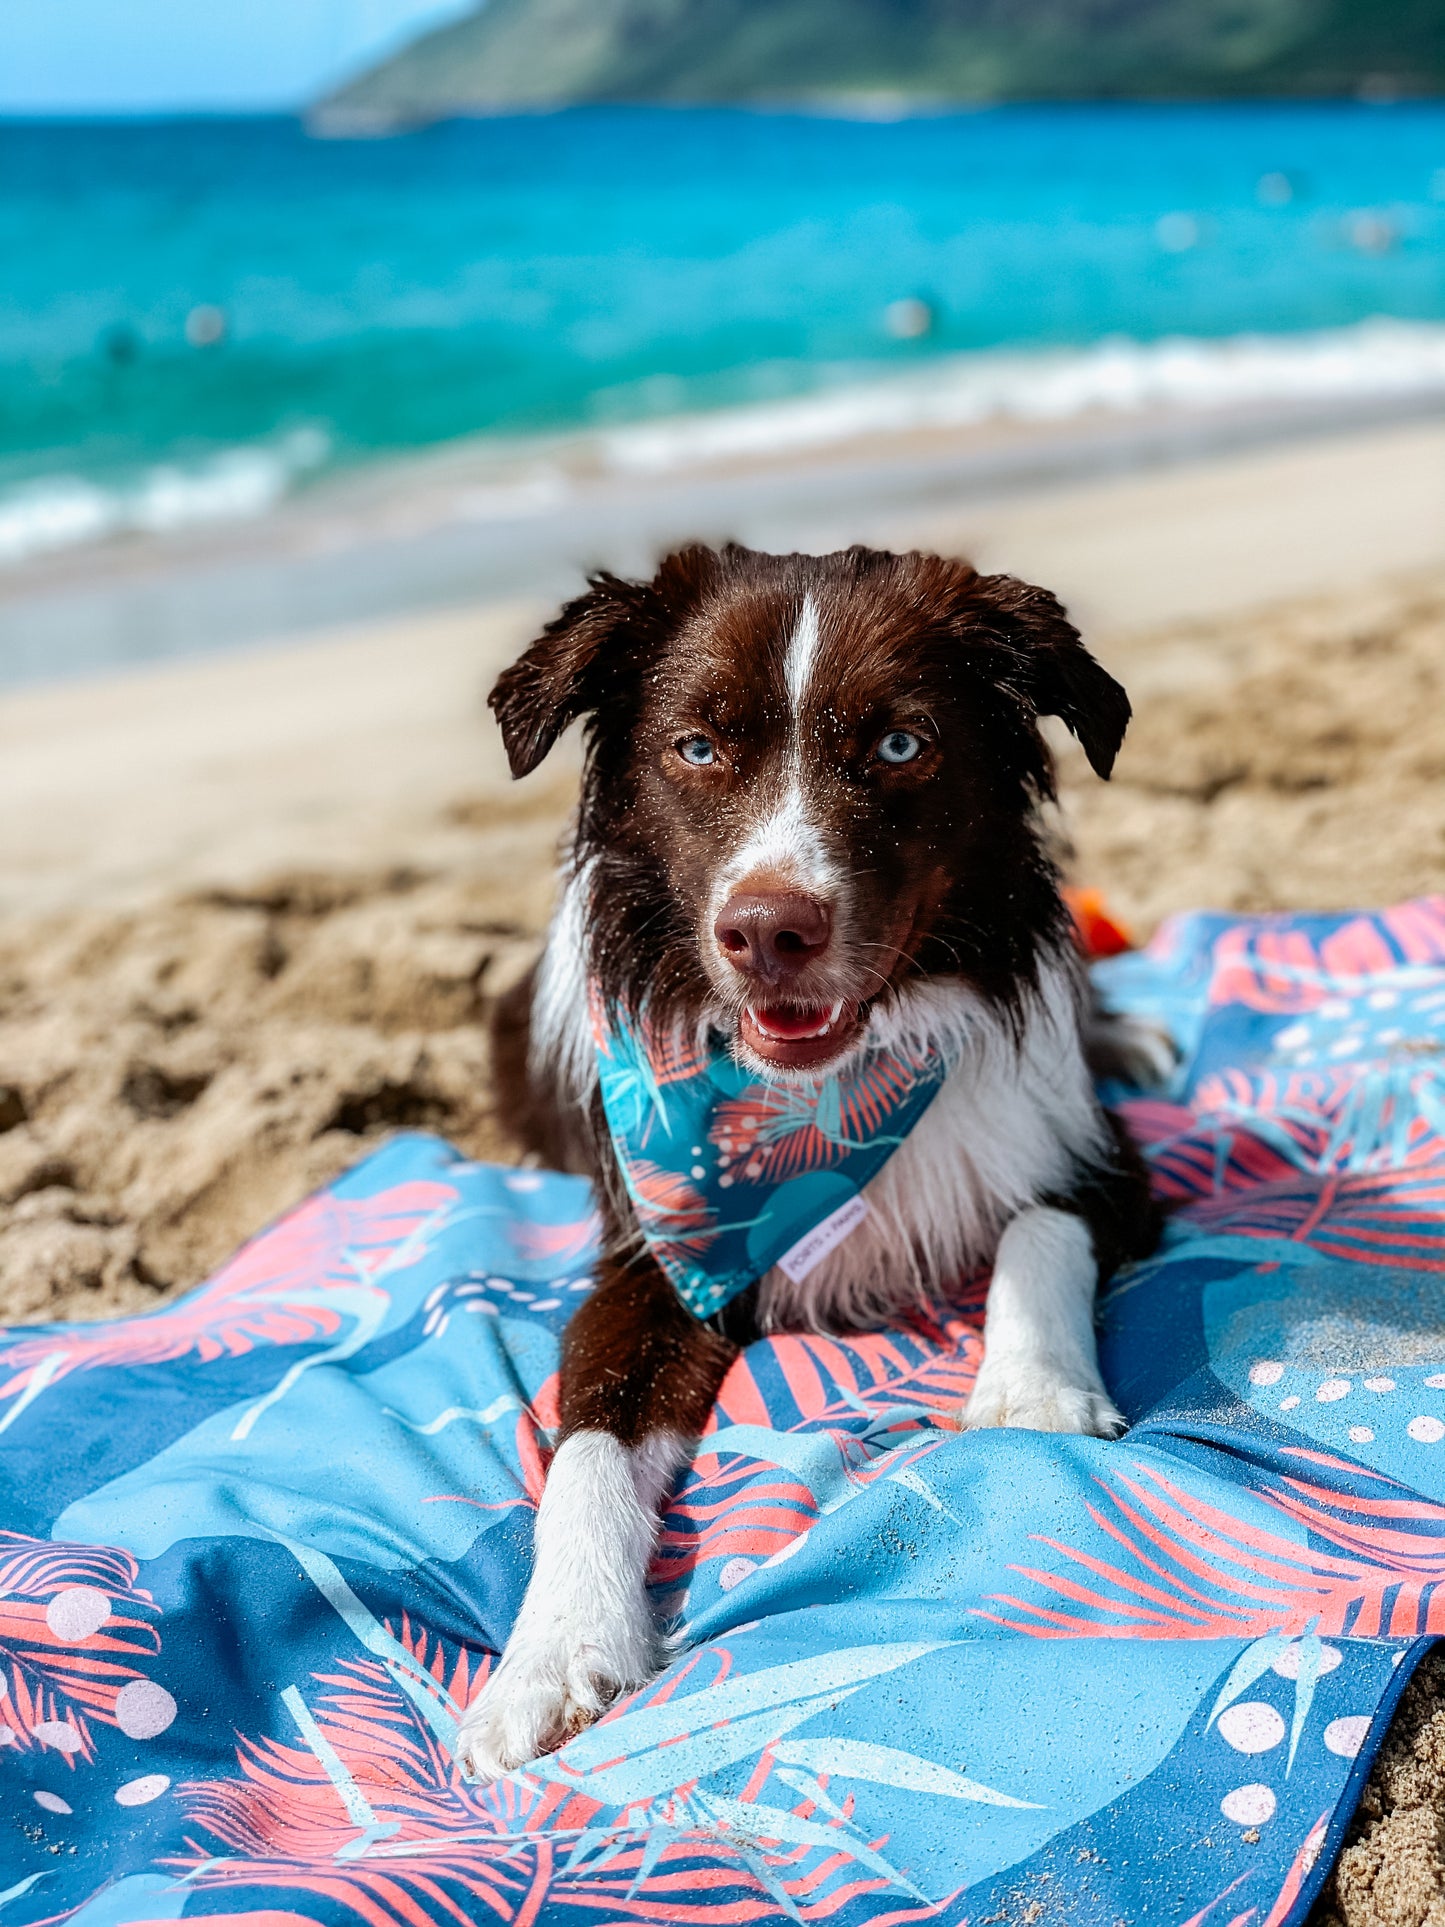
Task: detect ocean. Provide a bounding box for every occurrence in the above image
[2,102,1444,572]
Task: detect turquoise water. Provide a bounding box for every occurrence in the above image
[1,103,1443,560]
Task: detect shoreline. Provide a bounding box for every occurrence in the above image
[5,329,1445,688]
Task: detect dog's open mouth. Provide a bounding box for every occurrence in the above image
[738,999,864,1071]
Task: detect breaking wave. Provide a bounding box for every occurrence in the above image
[593,319,1445,476]
[0,428,329,569]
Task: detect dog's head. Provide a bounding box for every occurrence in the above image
[491,543,1127,1077]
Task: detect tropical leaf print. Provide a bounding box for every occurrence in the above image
[707,1053,933,1188]
[0,1532,162,1759]
[168,1627,540,1923]
[169,1631,959,1927]
[592,994,712,1075]
[638,1016,713,1089]
[1123,1076,1445,1271]
[1175,1167,1445,1272]
[619,1158,717,1255]
[598,1004,947,1320]
[977,1456,1445,1640]
[1128,1104,1331,1202]
[519,1641,988,1918]
[508,1213,602,1268]
[1207,901,1445,1014]
[660,1320,981,1589]
[1184,1060,1445,1178]
[0,1179,458,1426]
[721,1318,984,1432]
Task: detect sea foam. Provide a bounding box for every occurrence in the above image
[595,319,1445,476]
[0,428,328,570]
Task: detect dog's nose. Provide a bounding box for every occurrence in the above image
[714,892,832,982]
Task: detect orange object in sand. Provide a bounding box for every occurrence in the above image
[1063,887,1134,958]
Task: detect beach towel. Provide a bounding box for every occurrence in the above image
[3,897,1445,1927]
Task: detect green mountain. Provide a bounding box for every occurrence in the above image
[312,0,1445,131]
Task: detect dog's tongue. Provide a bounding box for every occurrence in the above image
[749,1004,837,1041]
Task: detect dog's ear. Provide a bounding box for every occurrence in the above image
[489,548,723,779]
[488,572,643,779]
[961,570,1130,780]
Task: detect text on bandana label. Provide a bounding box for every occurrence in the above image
[776,1194,872,1283]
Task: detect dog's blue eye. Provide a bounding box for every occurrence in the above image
[877,729,923,765]
[677,735,717,766]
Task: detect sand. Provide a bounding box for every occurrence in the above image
[0,418,1442,1918]
[1057,567,1445,934]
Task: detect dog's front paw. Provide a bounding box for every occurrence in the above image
[456,1606,658,1783]
[965,1356,1125,1439]
[456,1650,608,1783]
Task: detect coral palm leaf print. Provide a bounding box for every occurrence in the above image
[620,1159,716,1254]
[169,1629,957,1927]
[169,1626,538,1919]
[978,1457,1445,1640]
[508,1211,602,1268]
[707,1053,931,1187]
[1179,1167,1445,1271]
[0,1179,458,1420]
[660,1320,981,1586]
[1185,1061,1445,1177]
[638,1017,712,1088]
[0,1532,162,1757]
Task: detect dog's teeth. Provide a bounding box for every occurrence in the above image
[746,1003,848,1043]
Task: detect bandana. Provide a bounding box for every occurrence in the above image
[594,999,948,1321]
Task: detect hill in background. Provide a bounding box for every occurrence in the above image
[313,0,1445,132]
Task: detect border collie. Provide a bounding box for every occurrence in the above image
[459,542,1162,1781]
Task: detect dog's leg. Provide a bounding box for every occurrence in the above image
[963,1204,1125,1438]
[456,1257,735,1783]
[1082,999,1177,1089]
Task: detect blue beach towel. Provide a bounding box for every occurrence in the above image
[3,898,1445,1926]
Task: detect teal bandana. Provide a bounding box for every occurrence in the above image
[594,998,949,1320]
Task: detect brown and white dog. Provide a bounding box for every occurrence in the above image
[459,542,1163,1781]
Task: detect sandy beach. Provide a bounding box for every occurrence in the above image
[1,413,1443,1922]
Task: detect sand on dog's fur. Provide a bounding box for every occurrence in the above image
[0,570,1442,1920]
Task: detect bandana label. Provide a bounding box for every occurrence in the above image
[776,1194,872,1283]
[594,997,947,1321]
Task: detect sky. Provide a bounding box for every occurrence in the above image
[0,0,478,114]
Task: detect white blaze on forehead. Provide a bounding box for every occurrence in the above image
[784,592,821,715]
[717,589,839,899]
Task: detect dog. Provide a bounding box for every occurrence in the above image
[458,541,1163,1781]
